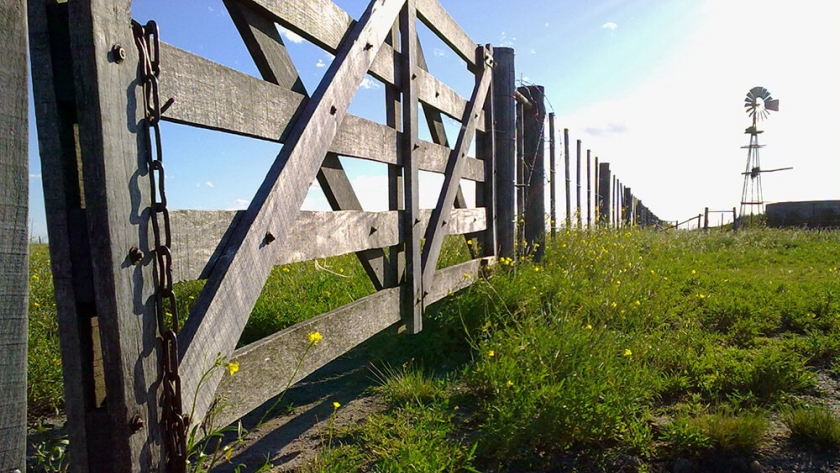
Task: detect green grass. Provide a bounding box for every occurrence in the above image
[26,228,840,470]
[782,405,840,451]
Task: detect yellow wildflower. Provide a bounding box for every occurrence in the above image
[282,267,290,272]
[226,361,239,376]
[488,350,495,357]
[34,302,41,308]
[534,266,540,272]
[333,401,341,409]
[611,302,617,308]
[506,380,514,388]
[691,269,696,275]
[634,300,641,306]
[466,239,473,246]
[624,349,632,357]
[586,324,593,330]
[308,331,323,345]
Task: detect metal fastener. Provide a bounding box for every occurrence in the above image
[130,415,145,432]
[112,44,126,63]
[265,232,276,244]
[129,246,144,265]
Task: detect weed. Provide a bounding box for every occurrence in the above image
[782,405,840,451]
[693,410,768,454]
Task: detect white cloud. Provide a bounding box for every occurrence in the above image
[602,22,618,30]
[233,199,249,210]
[30,174,41,180]
[433,48,447,57]
[205,181,214,188]
[278,26,304,44]
[316,59,326,68]
[530,49,536,55]
[360,77,380,90]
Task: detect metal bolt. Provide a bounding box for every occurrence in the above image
[112,44,126,63]
[265,232,276,244]
[129,246,144,265]
[130,415,145,432]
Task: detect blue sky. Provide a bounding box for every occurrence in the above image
[27,0,840,238]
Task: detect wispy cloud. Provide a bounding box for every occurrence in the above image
[602,22,618,30]
[499,31,516,47]
[316,59,326,68]
[30,174,41,180]
[360,77,380,89]
[433,48,447,57]
[584,122,628,137]
[232,199,249,210]
[278,26,304,44]
[205,181,214,188]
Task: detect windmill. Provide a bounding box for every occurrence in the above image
[739,86,787,219]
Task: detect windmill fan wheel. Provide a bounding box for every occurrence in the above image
[744,86,779,121]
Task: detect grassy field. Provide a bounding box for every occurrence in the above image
[27,228,840,471]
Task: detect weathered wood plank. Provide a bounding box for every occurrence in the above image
[157,50,483,180]
[401,0,422,333]
[415,67,485,131]
[492,47,516,258]
[212,287,401,429]
[416,0,478,69]
[224,0,307,94]
[178,0,405,426]
[225,2,390,292]
[0,0,28,468]
[247,0,397,85]
[28,1,96,470]
[67,0,163,469]
[170,208,486,283]
[247,0,482,129]
[159,42,305,143]
[422,46,492,293]
[425,257,489,305]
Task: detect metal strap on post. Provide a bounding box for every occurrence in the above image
[132,20,187,473]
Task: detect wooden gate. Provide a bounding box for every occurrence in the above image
[28,0,496,470]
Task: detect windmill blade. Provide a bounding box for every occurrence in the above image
[765,98,779,111]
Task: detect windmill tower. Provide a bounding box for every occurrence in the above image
[739,87,781,218]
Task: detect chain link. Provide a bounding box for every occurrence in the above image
[132,19,187,473]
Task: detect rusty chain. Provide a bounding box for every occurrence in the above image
[131,19,187,473]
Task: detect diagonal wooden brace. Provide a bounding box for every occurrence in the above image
[421,46,493,294]
[177,0,405,426]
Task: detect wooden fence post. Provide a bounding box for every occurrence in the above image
[732,207,738,232]
[586,149,591,229]
[704,207,709,231]
[549,113,556,238]
[29,0,167,469]
[576,139,581,229]
[518,85,545,260]
[0,0,28,469]
[563,129,570,228]
[598,162,611,227]
[493,47,516,258]
[624,187,632,226]
[594,156,599,223]
[516,101,525,251]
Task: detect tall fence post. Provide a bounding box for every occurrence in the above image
[549,113,556,238]
[576,139,582,229]
[624,187,632,226]
[732,207,738,232]
[586,149,591,229]
[518,85,545,260]
[493,47,516,258]
[563,130,571,228]
[594,156,599,223]
[598,162,611,227]
[516,100,525,251]
[0,0,28,468]
[704,207,709,231]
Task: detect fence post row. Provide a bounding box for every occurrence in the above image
[0,0,29,470]
[28,0,500,470]
[517,85,546,260]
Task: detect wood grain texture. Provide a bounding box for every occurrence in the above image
[66,0,164,469]
[159,42,305,142]
[400,0,423,333]
[416,0,477,70]
[492,47,516,258]
[178,0,406,426]
[421,47,492,292]
[27,1,95,469]
[212,287,401,429]
[0,0,28,468]
[169,208,485,283]
[425,258,488,305]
